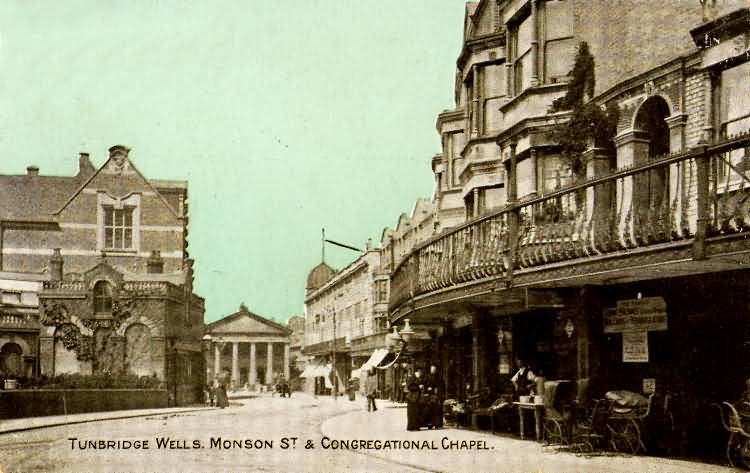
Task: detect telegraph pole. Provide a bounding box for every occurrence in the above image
[332,305,337,400]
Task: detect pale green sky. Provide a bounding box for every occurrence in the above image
[0,1,465,323]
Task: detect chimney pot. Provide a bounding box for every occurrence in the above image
[49,248,63,281]
[26,165,39,176]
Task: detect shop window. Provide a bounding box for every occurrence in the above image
[94,281,113,314]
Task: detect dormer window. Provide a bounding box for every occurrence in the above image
[94,281,113,314]
[104,206,134,250]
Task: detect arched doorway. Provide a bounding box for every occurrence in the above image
[634,96,671,236]
[1,343,23,377]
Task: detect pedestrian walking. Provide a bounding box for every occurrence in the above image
[206,382,215,407]
[366,369,378,412]
[215,372,230,408]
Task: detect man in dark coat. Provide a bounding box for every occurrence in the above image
[406,368,424,431]
[425,363,444,429]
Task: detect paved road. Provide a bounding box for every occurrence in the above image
[0,395,424,473]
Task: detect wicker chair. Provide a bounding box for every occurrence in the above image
[714,401,750,468]
[543,380,576,445]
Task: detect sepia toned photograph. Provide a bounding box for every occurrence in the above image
[0,1,749,472]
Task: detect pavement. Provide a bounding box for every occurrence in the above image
[0,404,216,435]
[320,398,738,473]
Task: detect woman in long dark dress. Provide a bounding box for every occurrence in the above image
[406,369,424,431]
[215,372,230,408]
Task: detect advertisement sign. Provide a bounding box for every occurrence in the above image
[604,297,668,333]
[622,331,649,363]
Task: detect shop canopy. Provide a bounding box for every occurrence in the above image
[356,348,389,375]
[300,361,332,378]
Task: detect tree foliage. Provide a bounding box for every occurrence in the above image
[549,42,619,179]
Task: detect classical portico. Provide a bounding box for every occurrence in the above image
[204,304,291,389]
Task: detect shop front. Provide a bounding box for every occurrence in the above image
[587,270,750,456]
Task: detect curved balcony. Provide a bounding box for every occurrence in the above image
[390,131,750,322]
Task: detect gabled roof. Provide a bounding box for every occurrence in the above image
[55,148,181,218]
[0,147,184,223]
[0,174,82,222]
[207,305,291,336]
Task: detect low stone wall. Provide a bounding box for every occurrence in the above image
[0,389,169,419]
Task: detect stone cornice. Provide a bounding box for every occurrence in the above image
[499,82,568,114]
[459,159,503,183]
[436,109,465,131]
[596,53,701,106]
[457,32,506,69]
[495,112,571,149]
[690,8,750,48]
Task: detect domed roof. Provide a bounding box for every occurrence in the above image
[306,262,335,291]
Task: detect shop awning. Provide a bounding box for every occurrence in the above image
[375,349,402,370]
[299,364,315,378]
[359,348,389,373]
[300,361,332,378]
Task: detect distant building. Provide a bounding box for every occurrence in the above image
[302,244,390,396]
[204,304,291,390]
[0,145,204,405]
[286,315,306,377]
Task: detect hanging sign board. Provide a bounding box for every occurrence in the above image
[604,296,668,333]
[622,330,649,362]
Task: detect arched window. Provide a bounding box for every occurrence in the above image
[94,281,113,314]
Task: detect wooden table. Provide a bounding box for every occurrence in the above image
[513,402,544,441]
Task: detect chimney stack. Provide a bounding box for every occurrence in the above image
[49,248,63,281]
[26,165,39,176]
[147,250,164,274]
[78,152,95,178]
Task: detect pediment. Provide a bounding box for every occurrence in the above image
[208,311,288,335]
[84,261,124,290]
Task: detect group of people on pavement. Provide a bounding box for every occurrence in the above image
[405,363,444,431]
[206,372,229,408]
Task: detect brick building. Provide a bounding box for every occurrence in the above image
[0,145,205,405]
[383,0,750,455]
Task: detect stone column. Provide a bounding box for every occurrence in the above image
[614,129,650,246]
[284,344,290,381]
[231,342,239,386]
[213,343,220,379]
[666,114,690,236]
[471,313,482,392]
[472,65,480,137]
[473,188,480,217]
[529,149,538,196]
[266,343,274,384]
[505,25,513,98]
[249,342,257,387]
[530,0,539,86]
[583,146,612,247]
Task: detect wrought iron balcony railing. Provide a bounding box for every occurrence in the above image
[390,130,750,312]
